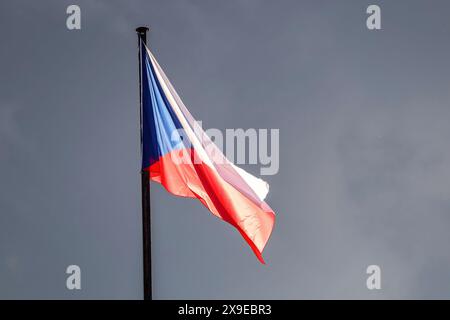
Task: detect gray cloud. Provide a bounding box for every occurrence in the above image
[1,0,450,299]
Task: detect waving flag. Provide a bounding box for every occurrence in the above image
[140,42,275,263]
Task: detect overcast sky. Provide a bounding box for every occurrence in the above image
[1,0,450,299]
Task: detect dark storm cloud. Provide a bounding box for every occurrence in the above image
[1,0,450,298]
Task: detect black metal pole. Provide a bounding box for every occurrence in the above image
[136,26,152,301]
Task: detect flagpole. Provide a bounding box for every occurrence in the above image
[136,26,152,301]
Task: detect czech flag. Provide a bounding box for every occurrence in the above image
[140,42,275,263]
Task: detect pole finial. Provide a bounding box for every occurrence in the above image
[136,26,149,34]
